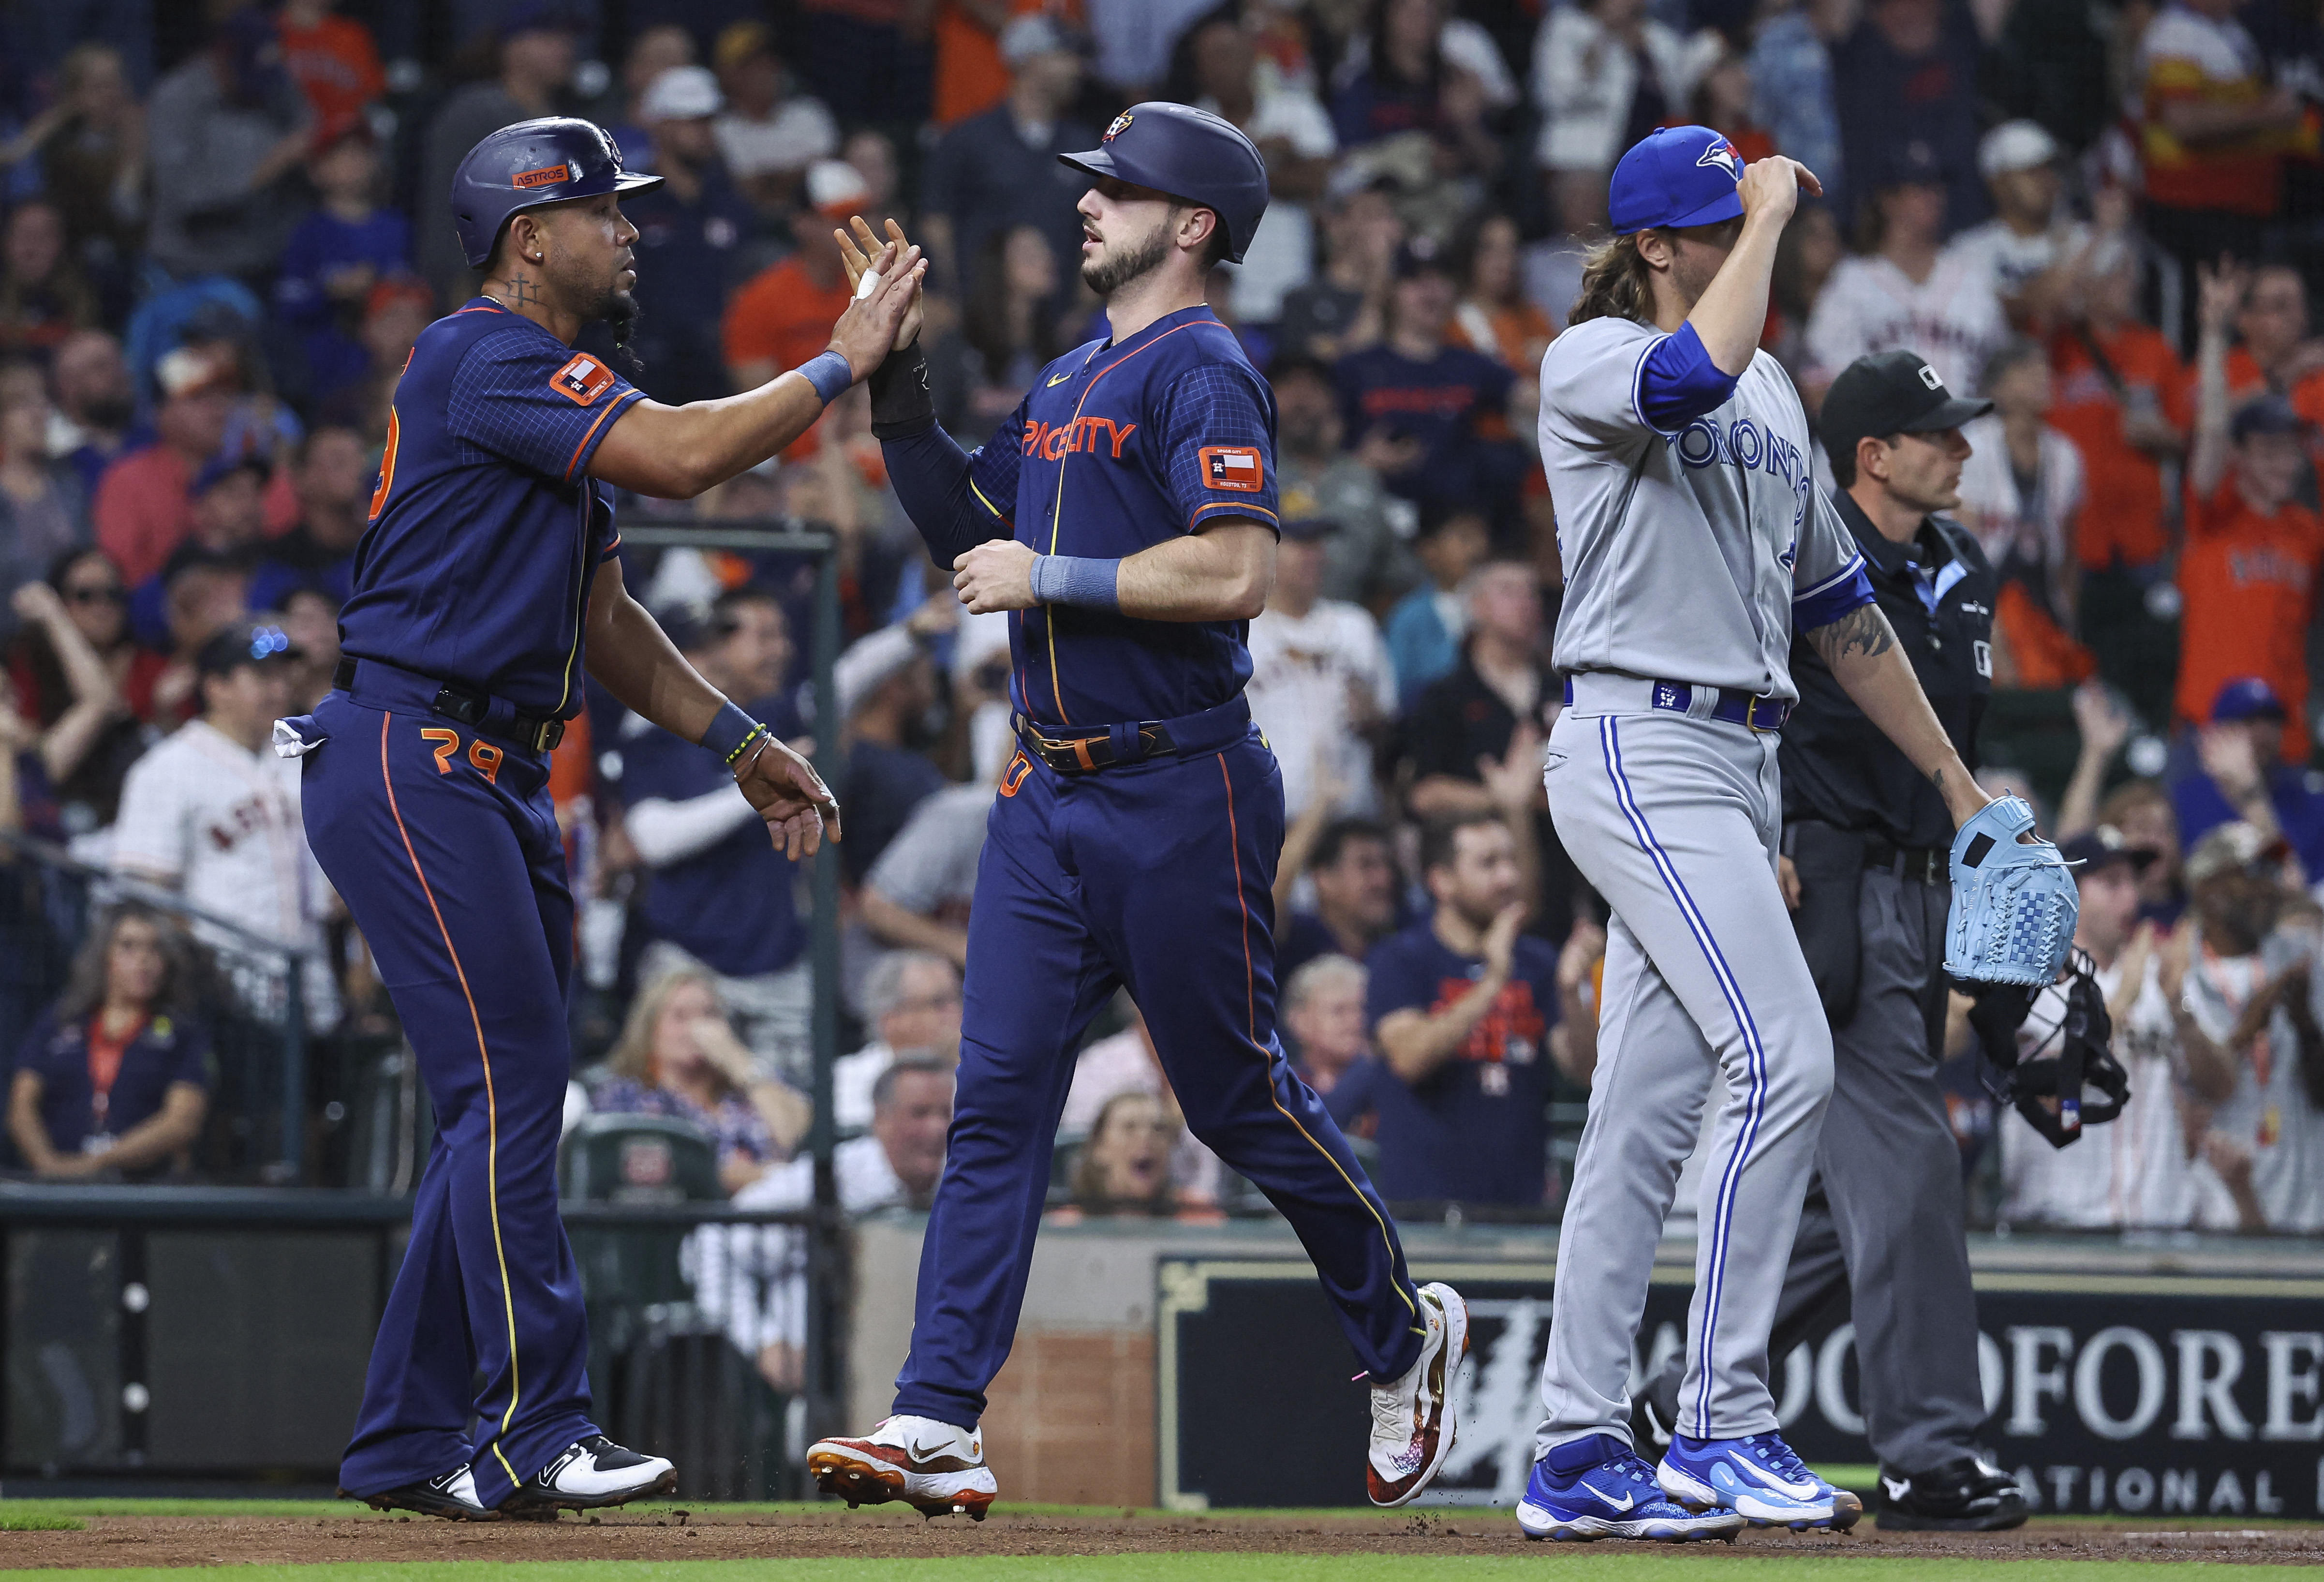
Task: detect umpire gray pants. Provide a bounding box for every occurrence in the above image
[1637,865,1989,1472]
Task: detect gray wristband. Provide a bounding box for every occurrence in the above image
[1030,554,1121,612]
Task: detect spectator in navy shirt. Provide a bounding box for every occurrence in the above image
[1329,0,1503,182]
[1333,239,1525,518]
[1276,816,1402,986]
[918,15,1096,295]
[272,129,411,412]
[623,65,758,407]
[617,587,811,1082]
[249,424,367,613]
[7,904,209,1181]
[2171,677,2324,883]
[1332,808,1572,1206]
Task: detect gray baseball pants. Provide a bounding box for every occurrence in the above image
[1535,696,1835,1457]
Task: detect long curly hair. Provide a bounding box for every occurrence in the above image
[1568,233,1656,327]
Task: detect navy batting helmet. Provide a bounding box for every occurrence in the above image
[451,117,663,269]
[1058,103,1269,265]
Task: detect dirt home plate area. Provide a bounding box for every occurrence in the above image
[5,1506,2324,1573]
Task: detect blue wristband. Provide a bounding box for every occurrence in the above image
[799,349,854,407]
[1030,554,1121,612]
[702,700,767,767]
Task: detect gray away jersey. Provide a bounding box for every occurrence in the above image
[1539,315,1865,702]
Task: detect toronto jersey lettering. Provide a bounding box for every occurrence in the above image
[339,298,640,716]
[955,304,1281,727]
[1539,315,1869,699]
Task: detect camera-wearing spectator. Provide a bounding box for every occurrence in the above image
[1247,518,1396,821]
[48,331,136,501]
[1062,997,1225,1206]
[695,1056,953,1391]
[9,547,162,830]
[918,16,1096,296]
[2175,822,2324,1232]
[1067,1090,1182,1216]
[2103,778,2191,927]
[0,43,148,270]
[1956,338,2090,682]
[1530,0,1716,200]
[416,3,577,301]
[2172,676,2324,881]
[0,384,89,608]
[2178,261,2324,762]
[111,620,336,1030]
[146,8,315,282]
[1276,816,1403,987]
[624,66,758,408]
[2134,0,2309,341]
[248,425,367,612]
[6,904,209,1181]
[1383,503,1489,700]
[1282,954,1372,1097]
[93,347,234,590]
[1277,177,1404,364]
[1270,355,1419,610]
[1999,829,2218,1227]
[1188,15,1339,326]
[277,0,386,147]
[1335,238,1527,517]
[589,965,809,1195]
[721,160,869,393]
[710,20,839,216]
[1805,142,2009,403]
[273,130,411,411]
[0,200,101,362]
[833,949,963,1133]
[1335,809,1573,1206]
[618,588,811,1080]
[929,225,1065,443]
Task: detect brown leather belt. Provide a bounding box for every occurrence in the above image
[1013,713,1176,774]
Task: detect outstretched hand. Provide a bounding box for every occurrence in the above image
[826,235,927,382]
[836,215,926,354]
[735,735,843,860]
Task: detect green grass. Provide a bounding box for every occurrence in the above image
[0,1561,2302,1582]
[0,1512,84,1531]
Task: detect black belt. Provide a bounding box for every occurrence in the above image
[1863,836,1948,885]
[1011,694,1253,775]
[334,656,567,753]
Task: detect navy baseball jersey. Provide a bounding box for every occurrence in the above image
[957,304,1280,727]
[340,298,640,716]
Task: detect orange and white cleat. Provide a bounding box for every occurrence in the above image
[1368,1281,1470,1507]
[807,1415,998,1520]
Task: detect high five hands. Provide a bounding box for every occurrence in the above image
[826,223,927,380]
[835,215,926,359]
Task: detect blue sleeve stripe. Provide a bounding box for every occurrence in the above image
[1628,333,1680,439]
[1636,322,1740,435]
[1791,552,1867,603]
[1793,563,1876,630]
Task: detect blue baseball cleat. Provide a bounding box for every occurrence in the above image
[1657,1432,1863,1530]
[1516,1434,1747,1542]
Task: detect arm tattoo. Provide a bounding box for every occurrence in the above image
[1806,602,1896,668]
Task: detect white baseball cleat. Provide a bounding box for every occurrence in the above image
[808,1414,999,1520]
[1367,1281,1470,1507]
[502,1435,676,1513]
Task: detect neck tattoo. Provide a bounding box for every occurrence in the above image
[498,273,544,311]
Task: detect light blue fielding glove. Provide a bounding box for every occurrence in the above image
[1945,794,2079,986]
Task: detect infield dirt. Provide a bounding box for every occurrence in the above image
[4,1509,2323,1568]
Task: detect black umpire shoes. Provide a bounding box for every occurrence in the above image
[342,1465,496,1521]
[1875,1456,2029,1530]
[501,1435,677,1514]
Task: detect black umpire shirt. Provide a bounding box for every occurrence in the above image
[1780,490,1994,851]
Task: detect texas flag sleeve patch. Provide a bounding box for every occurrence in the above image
[550,352,617,406]
[1200,445,1265,492]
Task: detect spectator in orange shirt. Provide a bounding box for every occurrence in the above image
[278,0,385,147]
[2177,262,2324,761]
[2215,262,2324,421]
[92,348,234,590]
[721,161,870,391]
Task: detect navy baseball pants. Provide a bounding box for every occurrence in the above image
[302,686,596,1505]
[892,716,1424,1427]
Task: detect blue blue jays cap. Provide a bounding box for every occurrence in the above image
[1058,102,1269,265]
[451,117,663,269]
[1608,125,1747,236]
[2212,675,2287,723]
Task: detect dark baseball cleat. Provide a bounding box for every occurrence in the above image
[1875,1456,2029,1531]
[808,1415,998,1519]
[341,1464,497,1521]
[499,1435,676,1513]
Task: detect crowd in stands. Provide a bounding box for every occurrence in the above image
[0,0,2321,1245]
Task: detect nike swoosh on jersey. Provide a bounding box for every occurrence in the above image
[1580,1482,1635,1510]
[1047,371,1074,386]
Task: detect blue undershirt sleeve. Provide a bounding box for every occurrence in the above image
[1635,322,1740,434]
[881,412,1018,569]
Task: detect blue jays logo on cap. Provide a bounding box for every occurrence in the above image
[1696,136,1743,179]
[1104,111,1133,142]
[1608,124,1750,237]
